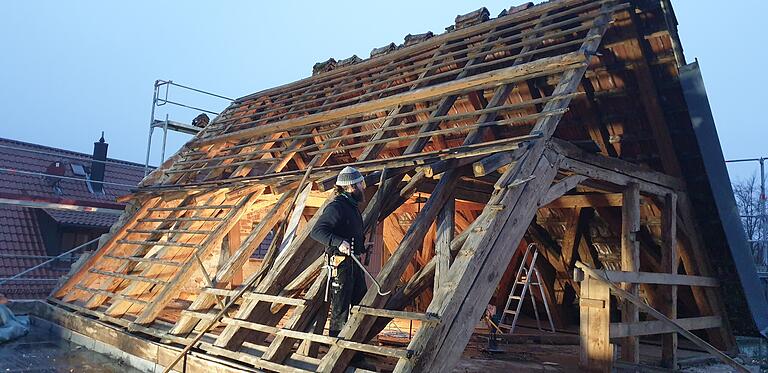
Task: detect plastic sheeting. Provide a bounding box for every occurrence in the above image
[0,304,29,343]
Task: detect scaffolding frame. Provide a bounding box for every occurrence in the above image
[143,80,234,175]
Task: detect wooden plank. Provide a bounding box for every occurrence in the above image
[88,269,168,285]
[605,271,720,287]
[201,288,307,307]
[472,151,516,177]
[545,193,624,209]
[620,182,640,364]
[599,271,717,287]
[224,219,243,285]
[277,183,312,256]
[351,306,439,323]
[576,262,749,373]
[661,192,678,368]
[610,316,721,339]
[579,277,611,372]
[540,175,587,206]
[551,139,682,194]
[192,52,586,148]
[103,255,183,267]
[559,208,581,273]
[435,196,454,292]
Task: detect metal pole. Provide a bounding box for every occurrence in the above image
[761,158,766,266]
[161,114,169,163]
[144,81,160,176]
[0,237,100,287]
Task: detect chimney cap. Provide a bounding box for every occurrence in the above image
[98,131,105,143]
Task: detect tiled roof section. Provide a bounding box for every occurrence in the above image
[43,209,120,229]
[0,205,64,299]
[0,137,146,205]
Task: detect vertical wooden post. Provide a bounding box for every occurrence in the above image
[224,220,243,286]
[661,192,678,368]
[579,276,611,372]
[435,196,455,292]
[621,183,640,363]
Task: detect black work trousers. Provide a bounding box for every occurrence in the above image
[329,256,367,335]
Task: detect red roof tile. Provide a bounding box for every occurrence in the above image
[43,209,120,229]
[0,205,64,299]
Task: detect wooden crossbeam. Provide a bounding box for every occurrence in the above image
[192,52,586,148]
[610,316,721,339]
[576,262,749,373]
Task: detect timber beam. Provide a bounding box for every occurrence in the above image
[550,138,683,196]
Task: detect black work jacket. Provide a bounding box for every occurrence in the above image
[310,194,365,255]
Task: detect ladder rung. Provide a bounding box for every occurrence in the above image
[118,239,199,248]
[74,285,149,305]
[139,217,224,223]
[149,205,236,212]
[503,310,517,315]
[509,295,522,300]
[128,228,214,235]
[104,254,184,267]
[88,269,168,285]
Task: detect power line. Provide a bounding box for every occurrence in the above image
[0,167,139,188]
[0,143,152,170]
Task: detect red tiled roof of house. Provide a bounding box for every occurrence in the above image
[0,137,148,299]
[0,137,146,206]
[0,205,64,299]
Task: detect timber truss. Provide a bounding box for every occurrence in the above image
[49,1,736,372]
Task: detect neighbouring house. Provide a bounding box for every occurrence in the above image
[0,135,146,299]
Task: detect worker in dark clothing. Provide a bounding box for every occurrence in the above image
[310,166,368,338]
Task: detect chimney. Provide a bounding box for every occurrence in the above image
[91,132,108,193]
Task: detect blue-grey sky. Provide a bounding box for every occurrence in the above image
[1,1,765,180]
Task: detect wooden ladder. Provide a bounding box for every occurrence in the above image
[499,243,555,334]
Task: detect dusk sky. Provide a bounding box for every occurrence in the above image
[1,1,765,180]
